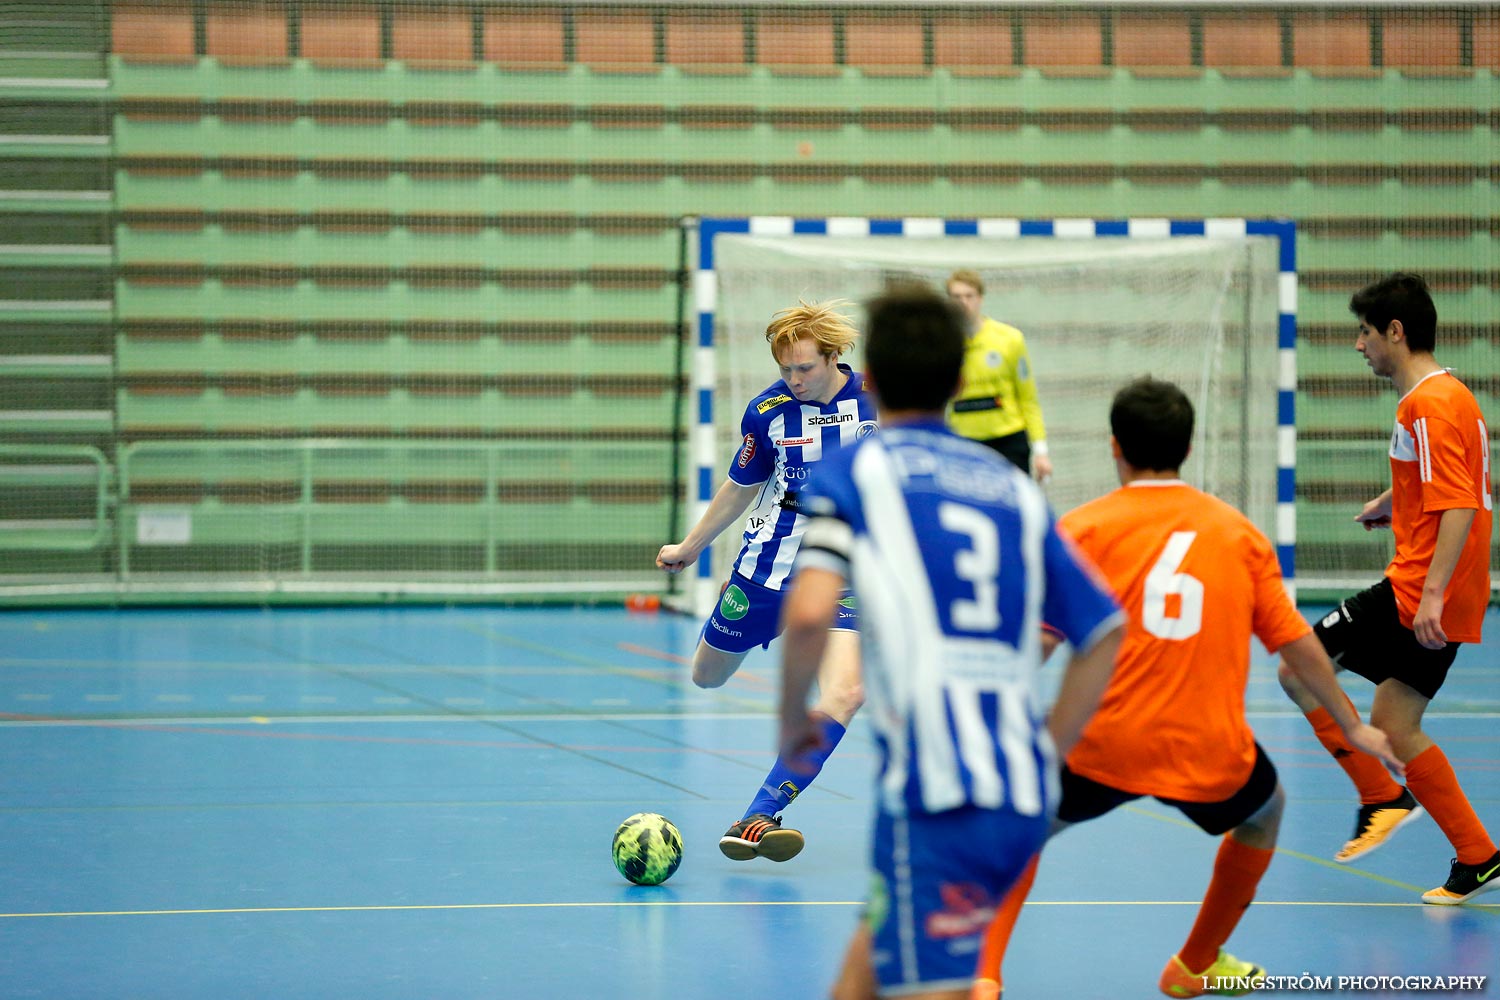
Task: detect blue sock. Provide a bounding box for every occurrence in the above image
[742,715,847,820]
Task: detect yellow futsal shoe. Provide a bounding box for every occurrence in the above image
[1159,950,1267,997]
[1335,787,1424,863]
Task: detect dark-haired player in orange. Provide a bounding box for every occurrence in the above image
[972,377,1400,999]
[1278,273,1499,904]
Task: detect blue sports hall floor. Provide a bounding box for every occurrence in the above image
[0,604,1495,999]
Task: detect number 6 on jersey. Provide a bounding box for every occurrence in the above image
[1142,531,1204,640]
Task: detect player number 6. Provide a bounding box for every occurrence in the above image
[1142,531,1204,641]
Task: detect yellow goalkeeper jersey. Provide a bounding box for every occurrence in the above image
[947,317,1047,446]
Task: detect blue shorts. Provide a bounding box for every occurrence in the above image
[866,805,1049,996]
[701,572,858,654]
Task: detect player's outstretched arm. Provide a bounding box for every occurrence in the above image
[1280,632,1405,775]
[656,479,762,573]
[1045,624,1122,757]
[777,565,843,770]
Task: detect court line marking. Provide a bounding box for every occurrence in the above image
[0,798,774,815]
[0,711,779,727]
[1121,804,1458,895]
[457,621,774,704]
[226,634,719,801]
[0,719,875,765]
[1,711,1497,728]
[0,657,665,675]
[2,899,1491,920]
[325,628,856,797]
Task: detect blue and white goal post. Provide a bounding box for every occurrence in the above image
[687,216,1297,618]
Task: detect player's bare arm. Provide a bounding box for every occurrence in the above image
[777,565,843,769]
[1354,488,1394,530]
[1280,632,1404,774]
[1413,506,1477,650]
[656,479,762,572]
[1044,624,1122,757]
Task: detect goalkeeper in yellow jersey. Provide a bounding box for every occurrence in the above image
[944,269,1053,482]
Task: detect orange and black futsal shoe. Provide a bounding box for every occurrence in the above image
[1421,850,1500,905]
[718,813,805,862]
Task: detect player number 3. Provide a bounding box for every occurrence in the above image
[939,501,1001,632]
[1142,531,1204,640]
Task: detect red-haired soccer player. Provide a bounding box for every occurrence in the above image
[973,377,1400,999]
[1278,273,1499,904]
[658,301,877,863]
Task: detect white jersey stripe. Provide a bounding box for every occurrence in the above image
[951,680,1004,808]
[997,685,1042,815]
[893,815,920,985]
[796,406,824,463]
[803,423,1119,820]
[852,443,967,813]
[852,532,914,806]
[763,528,800,589]
[1017,478,1049,666]
[835,397,863,447]
[730,377,876,590]
[1415,416,1432,482]
[1001,472,1050,815]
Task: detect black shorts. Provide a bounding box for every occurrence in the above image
[979,429,1031,474]
[1313,577,1460,701]
[1057,743,1279,837]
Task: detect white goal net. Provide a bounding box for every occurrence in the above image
[698,223,1287,611]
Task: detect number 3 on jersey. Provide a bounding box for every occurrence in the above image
[1143,531,1204,640]
[939,501,1000,632]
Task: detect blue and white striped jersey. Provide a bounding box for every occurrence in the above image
[726,364,879,590]
[797,418,1122,818]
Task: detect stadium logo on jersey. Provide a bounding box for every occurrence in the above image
[736,433,757,468]
[807,412,855,426]
[856,421,879,440]
[757,393,793,414]
[719,584,751,620]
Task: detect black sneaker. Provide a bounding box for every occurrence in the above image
[1335,787,1424,863]
[718,813,804,862]
[1421,850,1500,905]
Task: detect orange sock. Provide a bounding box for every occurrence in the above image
[972,853,1040,994]
[1306,705,1404,805]
[1405,744,1497,866]
[1177,835,1275,974]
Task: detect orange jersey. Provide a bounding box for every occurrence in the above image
[1387,370,1494,643]
[1058,482,1309,801]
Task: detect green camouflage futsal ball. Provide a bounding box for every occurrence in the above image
[611,812,683,886]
